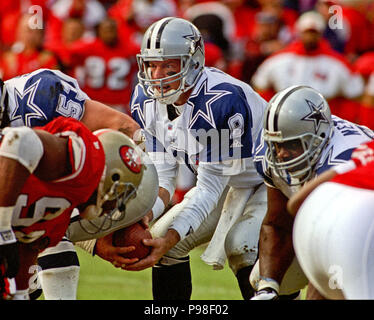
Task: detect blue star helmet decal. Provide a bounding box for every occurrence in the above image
[301,99,329,133]
[183,25,204,56]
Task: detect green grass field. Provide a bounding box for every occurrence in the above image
[75,245,243,300]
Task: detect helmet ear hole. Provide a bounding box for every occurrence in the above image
[112,173,120,182]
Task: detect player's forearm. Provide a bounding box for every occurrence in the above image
[82,100,140,138]
[164,228,181,250]
[258,224,295,284]
[116,113,141,139]
[169,166,229,240]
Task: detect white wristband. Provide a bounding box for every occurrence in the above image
[258,277,280,293]
[151,196,165,222]
[0,206,15,229]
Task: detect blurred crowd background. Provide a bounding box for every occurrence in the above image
[1,0,374,202]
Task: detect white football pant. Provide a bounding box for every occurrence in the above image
[293,182,374,299]
[151,183,266,273]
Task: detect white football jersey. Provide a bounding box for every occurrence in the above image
[131,67,267,189]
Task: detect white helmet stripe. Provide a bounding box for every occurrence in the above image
[149,17,174,50]
[268,85,308,132]
[266,90,285,132]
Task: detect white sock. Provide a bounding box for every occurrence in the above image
[38,266,80,300]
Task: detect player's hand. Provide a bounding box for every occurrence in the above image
[140,211,153,229]
[0,229,19,278]
[251,287,279,300]
[123,229,180,271]
[95,232,139,268]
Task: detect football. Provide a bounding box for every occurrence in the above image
[112,222,152,260]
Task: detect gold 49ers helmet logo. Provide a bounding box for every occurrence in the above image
[119,145,142,173]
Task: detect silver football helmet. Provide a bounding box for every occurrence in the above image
[263,85,333,185]
[137,17,205,105]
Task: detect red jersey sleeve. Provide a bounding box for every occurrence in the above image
[350,140,374,168]
[38,116,105,203]
[331,140,374,190]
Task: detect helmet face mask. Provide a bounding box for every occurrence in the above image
[265,133,326,185]
[137,17,205,105]
[97,174,138,217]
[78,146,159,236]
[263,85,333,186]
[138,56,190,104]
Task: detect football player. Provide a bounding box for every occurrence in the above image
[128,17,268,300]
[0,68,157,299]
[288,140,374,299]
[245,85,374,299]
[0,117,145,300]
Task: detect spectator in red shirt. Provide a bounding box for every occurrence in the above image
[67,17,139,115]
[108,0,177,47]
[0,13,59,80]
[45,18,86,74]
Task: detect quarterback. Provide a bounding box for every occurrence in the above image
[129,17,268,300]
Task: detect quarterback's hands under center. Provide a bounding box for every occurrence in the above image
[95,233,139,268]
[124,229,180,271]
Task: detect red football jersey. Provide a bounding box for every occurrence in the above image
[69,38,139,114]
[11,117,105,248]
[332,140,374,190]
